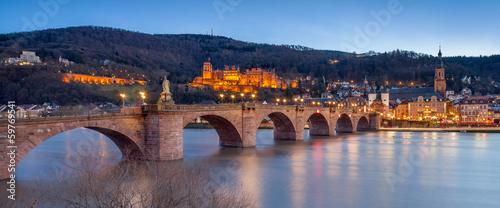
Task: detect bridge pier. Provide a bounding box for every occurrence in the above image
[143,110,183,161]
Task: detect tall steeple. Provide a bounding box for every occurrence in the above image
[438,44,443,68]
[434,45,446,97]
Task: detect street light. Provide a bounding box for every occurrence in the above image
[252,94,256,102]
[220,94,224,103]
[231,95,235,103]
[140,92,145,104]
[120,94,126,107]
[277,98,280,104]
[240,93,244,103]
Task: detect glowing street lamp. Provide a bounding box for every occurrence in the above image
[252,94,256,102]
[231,95,235,103]
[220,94,224,103]
[140,92,146,104]
[120,94,126,107]
[240,93,244,102]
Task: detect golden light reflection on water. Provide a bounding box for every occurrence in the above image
[236,154,261,207]
[289,148,307,208]
[14,129,500,207]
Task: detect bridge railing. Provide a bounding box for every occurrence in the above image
[0,107,141,121]
[159,104,242,111]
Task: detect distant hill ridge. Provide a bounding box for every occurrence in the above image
[0,26,499,105]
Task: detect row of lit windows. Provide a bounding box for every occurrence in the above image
[461,105,488,110]
[410,103,445,107]
[410,108,444,112]
[409,113,446,117]
[461,111,492,116]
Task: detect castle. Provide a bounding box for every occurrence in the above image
[189,59,296,93]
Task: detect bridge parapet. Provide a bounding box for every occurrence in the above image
[160,104,242,111]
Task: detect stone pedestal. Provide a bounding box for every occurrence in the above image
[158,92,174,105]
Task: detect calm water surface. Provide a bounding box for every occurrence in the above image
[10,129,500,207]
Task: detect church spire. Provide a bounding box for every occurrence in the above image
[438,45,442,58]
[438,45,444,68]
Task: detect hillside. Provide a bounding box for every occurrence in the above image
[0,26,499,105]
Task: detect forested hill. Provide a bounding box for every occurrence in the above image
[0,26,499,105]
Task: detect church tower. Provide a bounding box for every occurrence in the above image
[434,46,446,97]
[203,58,213,80]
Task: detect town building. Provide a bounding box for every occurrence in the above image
[2,51,42,65]
[59,55,73,65]
[407,95,447,121]
[340,97,370,112]
[457,96,495,124]
[394,101,409,120]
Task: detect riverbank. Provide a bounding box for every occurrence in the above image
[380,127,500,133]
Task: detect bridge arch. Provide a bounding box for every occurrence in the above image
[183,114,242,147]
[356,116,370,131]
[256,112,296,140]
[15,121,145,167]
[304,111,330,136]
[336,113,354,133]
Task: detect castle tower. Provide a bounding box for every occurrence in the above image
[203,58,213,80]
[434,46,446,97]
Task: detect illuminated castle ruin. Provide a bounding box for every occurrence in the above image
[62,73,146,85]
[189,59,296,92]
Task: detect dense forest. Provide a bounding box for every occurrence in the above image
[0,26,498,105]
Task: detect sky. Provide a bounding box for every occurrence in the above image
[0,0,499,56]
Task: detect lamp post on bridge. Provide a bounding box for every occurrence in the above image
[240,93,244,103]
[140,92,146,105]
[252,94,256,102]
[231,95,235,103]
[220,94,224,104]
[120,93,126,107]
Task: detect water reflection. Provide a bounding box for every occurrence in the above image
[9,129,500,207]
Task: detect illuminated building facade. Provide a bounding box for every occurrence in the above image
[408,95,447,121]
[189,60,293,93]
[458,97,494,124]
[395,102,409,120]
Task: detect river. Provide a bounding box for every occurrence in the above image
[4,129,500,207]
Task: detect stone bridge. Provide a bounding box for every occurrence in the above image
[0,103,378,180]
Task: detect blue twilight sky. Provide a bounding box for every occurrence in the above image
[0,0,499,56]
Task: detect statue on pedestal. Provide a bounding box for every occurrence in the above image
[158,76,175,105]
[162,76,171,94]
